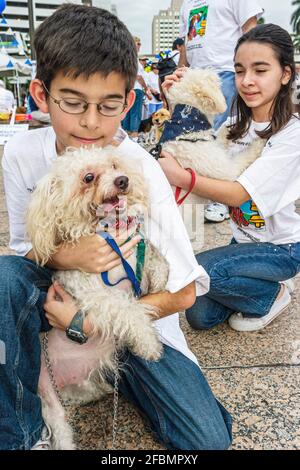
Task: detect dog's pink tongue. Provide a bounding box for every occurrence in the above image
[100,197,127,215]
[101,197,119,214]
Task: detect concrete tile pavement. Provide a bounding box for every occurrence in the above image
[0,146,299,450]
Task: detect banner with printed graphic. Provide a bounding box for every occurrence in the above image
[0,32,19,53]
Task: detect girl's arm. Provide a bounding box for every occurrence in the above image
[158,152,251,207]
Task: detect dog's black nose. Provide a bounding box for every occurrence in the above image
[114,176,129,191]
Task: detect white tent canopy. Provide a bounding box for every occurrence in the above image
[0,51,32,75]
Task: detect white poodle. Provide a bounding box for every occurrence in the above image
[26,147,169,449]
[163,68,266,251]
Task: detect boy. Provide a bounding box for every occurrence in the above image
[0,4,231,450]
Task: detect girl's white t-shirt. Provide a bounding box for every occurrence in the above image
[222,115,300,245]
[179,0,263,72]
[2,126,210,365]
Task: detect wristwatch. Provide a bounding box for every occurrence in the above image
[66,310,88,344]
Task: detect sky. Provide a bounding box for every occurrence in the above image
[112,0,295,53]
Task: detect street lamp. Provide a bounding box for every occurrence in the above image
[28,0,36,60]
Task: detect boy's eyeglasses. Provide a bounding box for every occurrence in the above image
[42,82,128,117]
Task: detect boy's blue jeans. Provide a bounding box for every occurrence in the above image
[186,241,300,330]
[0,256,232,450]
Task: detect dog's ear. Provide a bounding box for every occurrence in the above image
[26,174,62,265]
[192,78,227,115]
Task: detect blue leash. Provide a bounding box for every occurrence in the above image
[98,231,142,299]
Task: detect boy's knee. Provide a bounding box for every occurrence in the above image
[167,422,232,450]
[0,256,25,283]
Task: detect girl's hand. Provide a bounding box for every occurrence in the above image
[162,67,188,95]
[158,151,193,189]
[44,282,93,335]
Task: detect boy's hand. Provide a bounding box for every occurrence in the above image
[50,228,141,274]
[44,281,93,335]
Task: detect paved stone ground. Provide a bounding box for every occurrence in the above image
[1,146,299,450]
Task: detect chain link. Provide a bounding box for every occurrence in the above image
[111,337,120,450]
[42,331,121,450]
[41,332,65,407]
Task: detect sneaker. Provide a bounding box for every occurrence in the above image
[31,425,52,450]
[228,285,291,332]
[204,203,230,222]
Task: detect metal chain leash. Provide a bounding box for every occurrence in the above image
[41,332,65,407]
[42,331,121,450]
[111,337,120,450]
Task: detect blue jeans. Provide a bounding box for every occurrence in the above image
[0,255,232,450]
[122,89,144,133]
[213,71,236,130]
[186,241,300,330]
[148,102,163,117]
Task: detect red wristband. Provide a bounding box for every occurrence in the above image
[175,168,197,206]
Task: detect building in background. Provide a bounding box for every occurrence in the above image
[152,0,183,54]
[0,0,84,55]
[92,0,118,16]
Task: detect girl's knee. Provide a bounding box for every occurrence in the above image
[185,308,219,330]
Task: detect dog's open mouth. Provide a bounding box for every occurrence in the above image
[100,196,127,215]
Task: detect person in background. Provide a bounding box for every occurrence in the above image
[146,63,163,116]
[170,37,185,67]
[0,79,15,113]
[122,36,152,141]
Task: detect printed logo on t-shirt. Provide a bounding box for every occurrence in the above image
[187,5,208,42]
[229,200,266,230]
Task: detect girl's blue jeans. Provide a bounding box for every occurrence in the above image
[186,240,300,330]
[0,255,232,450]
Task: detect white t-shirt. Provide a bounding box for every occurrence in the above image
[179,0,263,72]
[145,71,161,105]
[2,126,210,364]
[170,50,180,66]
[0,87,15,112]
[134,61,146,91]
[222,116,300,245]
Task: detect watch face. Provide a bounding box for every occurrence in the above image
[66,328,88,344]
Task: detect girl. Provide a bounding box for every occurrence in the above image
[159,24,300,332]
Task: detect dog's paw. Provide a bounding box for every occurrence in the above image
[131,336,163,362]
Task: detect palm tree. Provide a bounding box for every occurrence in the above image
[291,0,300,34]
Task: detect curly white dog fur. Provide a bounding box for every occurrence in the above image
[164,68,266,251]
[26,147,169,449]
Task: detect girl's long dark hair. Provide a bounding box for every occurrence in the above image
[228,24,296,142]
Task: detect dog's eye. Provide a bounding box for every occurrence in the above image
[83,173,95,184]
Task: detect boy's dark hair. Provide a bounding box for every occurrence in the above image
[228,24,297,142]
[34,4,137,94]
